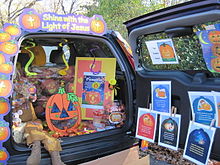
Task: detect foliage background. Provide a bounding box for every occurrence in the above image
[0,0,190,39]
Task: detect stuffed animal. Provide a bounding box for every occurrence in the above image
[12,76,65,165]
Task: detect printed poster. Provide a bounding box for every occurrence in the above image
[151,81,171,113]
[135,107,158,143]
[145,39,179,64]
[188,91,216,126]
[158,114,181,151]
[212,91,220,128]
[74,57,116,120]
[183,121,216,165]
[196,24,220,73]
[82,72,106,109]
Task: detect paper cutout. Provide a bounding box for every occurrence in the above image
[158,114,181,151]
[212,91,220,128]
[0,98,10,116]
[151,81,171,113]
[188,91,216,126]
[82,72,106,109]
[19,8,107,35]
[0,22,20,164]
[135,108,158,143]
[145,39,179,64]
[74,57,116,120]
[0,146,9,164]
[196,24,220,73]
[183,121,216,165]
[45,87,81,136]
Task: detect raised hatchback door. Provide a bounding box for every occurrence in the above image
[125,0,220,162]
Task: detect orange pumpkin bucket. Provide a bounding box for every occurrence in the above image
[46,85,81,136]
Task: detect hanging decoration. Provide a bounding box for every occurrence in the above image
[74,57,116,120]
[19,8,107,35]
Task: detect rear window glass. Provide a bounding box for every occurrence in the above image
[138,20,220,77]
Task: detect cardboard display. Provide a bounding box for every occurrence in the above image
[151,81,171,113]
[74,57,116,120]
[135,108,158,143]
[183,121,216,165]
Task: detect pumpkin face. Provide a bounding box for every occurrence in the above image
[0,97,9,115]
[21,12,41,30]
[159,43,175,61]
[0,31,11,42]
[4,25,21,37]
[0,54,6,65]
[46,91,81,135]
[91,17,105,34]
[212,44,220,57]
[0,126,9,141]
[85,91,101,105]
[211,57,220,72]
[0,80,12,97]
[0,63,13,74]
[0,41,18,55]
[0,149,8,161]
[208,31,220,43]
[143,114,153,126]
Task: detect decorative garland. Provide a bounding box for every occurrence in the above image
[0,23,21,164]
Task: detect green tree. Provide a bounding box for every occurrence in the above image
[0,0,42,28]
[85,0,147,39]
[85,0,191,39]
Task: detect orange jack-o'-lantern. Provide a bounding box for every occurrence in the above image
[0,54,6,65]
[0,63,13,74]
[21,11,41,30]
[159,43,175,60]
[143,114,153,126]
[0,80,12,97]
[208,31,220,43]
[0,148,8,161]
[211,57,220,72]
[0,41,18,55]
[85,91,101,105]
[212,44,220,57]
[0,123,9,141]
[91,17,105,34]
[4,24,21,37]
[46,87,81,136]
[0,31,11,42]
[0,98,9,115]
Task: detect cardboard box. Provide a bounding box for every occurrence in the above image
[81,146,149,165]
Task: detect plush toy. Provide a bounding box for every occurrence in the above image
[12,122,26,144]
[12,75,65,165]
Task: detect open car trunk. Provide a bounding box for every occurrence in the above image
[3,30,136,164]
